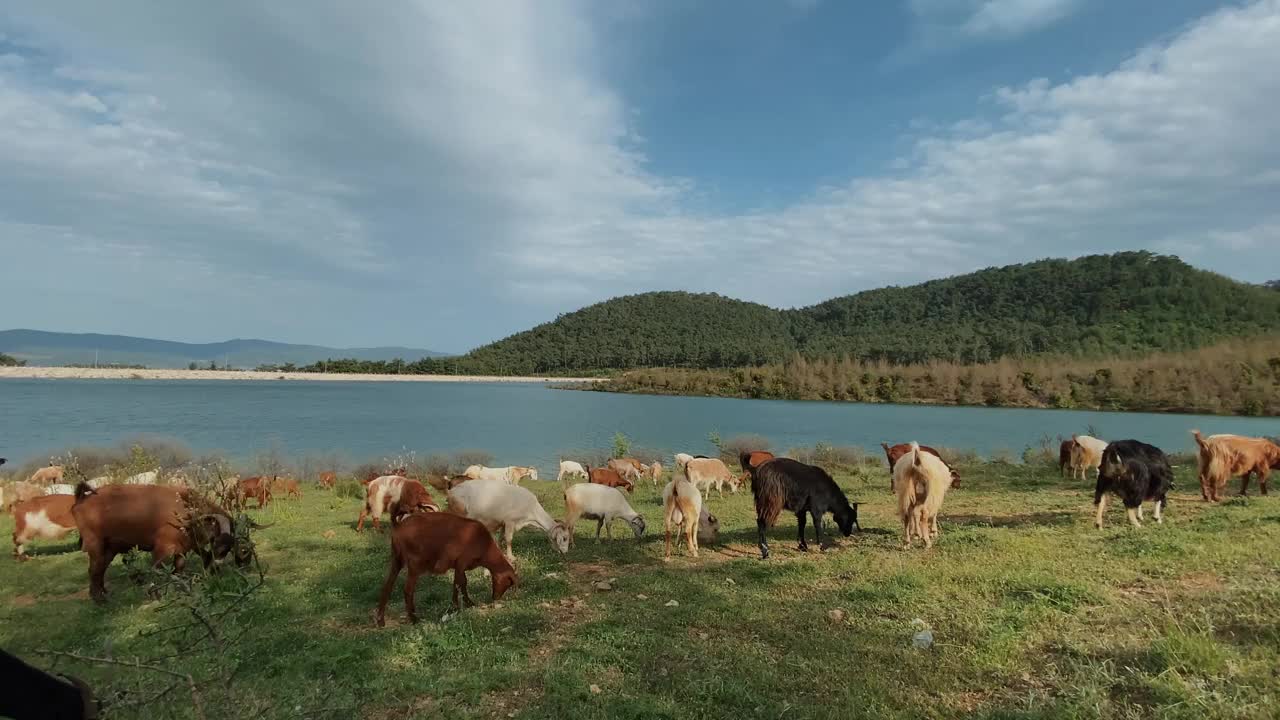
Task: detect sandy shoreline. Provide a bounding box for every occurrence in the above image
[0,366,601,384]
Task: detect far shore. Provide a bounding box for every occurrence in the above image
[0,366,602,384]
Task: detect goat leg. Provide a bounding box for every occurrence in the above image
[812,511,826,551]
[756,517,770,560]
[375,554,403,627]
[795,511,809,552]
[454,568,475,607]
[403,570,420,624]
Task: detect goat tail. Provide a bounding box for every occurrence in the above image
[910,441,922,467]
[751,464,785,529]
[73,481,96,503]
[1190,429,1209,451]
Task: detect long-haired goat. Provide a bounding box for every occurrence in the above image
[1094,440,1172,529]
[892,443,953,549]
[1191,430,1280,501]
[749,458,858,560]
[880,443,960,491]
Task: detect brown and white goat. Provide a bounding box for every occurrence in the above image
[586,465,634,493]
[663,475,703,559]
[1069,435,1108,480]
[358,476,438,532]
[11,494,78,559]
[375,512,516,625]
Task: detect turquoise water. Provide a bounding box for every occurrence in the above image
[2,379,1276,473]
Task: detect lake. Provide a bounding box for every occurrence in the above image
[2,379,1277,473]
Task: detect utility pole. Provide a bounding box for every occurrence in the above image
[94,350,98,368]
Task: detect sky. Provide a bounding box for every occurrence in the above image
[1,0,1277,353]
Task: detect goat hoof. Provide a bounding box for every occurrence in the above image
[797,544,809,553]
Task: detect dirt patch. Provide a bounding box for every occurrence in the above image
[479,686,544,720]
[1176,571,1224,593]
[12,594,36,607]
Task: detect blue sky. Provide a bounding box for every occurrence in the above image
[1,1,1277,353]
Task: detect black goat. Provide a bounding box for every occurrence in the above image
[750,458,859,559]
[0,649,97,719]
[1094,439,1172,529]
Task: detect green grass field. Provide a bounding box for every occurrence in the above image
[3,461,1279,719]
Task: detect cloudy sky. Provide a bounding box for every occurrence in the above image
[2,1,1277,352]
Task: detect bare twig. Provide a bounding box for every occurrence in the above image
[34,650,207,720]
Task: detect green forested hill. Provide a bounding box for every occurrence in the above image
[323,252,1280,376]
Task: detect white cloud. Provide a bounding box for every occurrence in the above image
[960,0,1083,37]
[0,1,1278,348]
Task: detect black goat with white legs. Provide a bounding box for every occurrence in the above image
[750,458,859,559]
[1094,439,1173,529]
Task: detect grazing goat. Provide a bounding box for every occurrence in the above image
[1191,430,1280,501]
[737,450,776,491]
[562,482,645,546]
[1058,440,1074,477]
[0,649,98,720]
[646,461,663,486]
[446,479,571,561]
[29,465,65,485]
[318,471,337,489]
[375,512,516,625]
[557,460,587,484]
[750,458,858,560]
[1094,440,1172,529]
[684,457,740,496]
[357,476,438,532]
[663,475,703,559]
[892,443,953,549]
[124,470,158,485]
[585,464,634,493]
[463,465,533,484]
[673,453,694,470]
[272,476,303,499]
[1069,435,1108,480]
[72,483,259,602]
[238,476,273,508]
[881,443,960,490]
[11,495,78,559]
[607,458,643,483]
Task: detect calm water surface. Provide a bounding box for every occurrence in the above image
[2,379,1276,473]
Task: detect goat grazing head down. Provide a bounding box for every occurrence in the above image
[628,515,647,539]
[549,523,572,554]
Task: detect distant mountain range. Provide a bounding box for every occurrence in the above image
[0,329,446,369]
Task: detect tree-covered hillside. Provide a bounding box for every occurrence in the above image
[312,252,1280,376]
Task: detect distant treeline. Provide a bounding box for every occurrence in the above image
[0,352,26,367]
[588,337,1280,416]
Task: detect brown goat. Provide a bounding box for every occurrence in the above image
[1058,440,1074,477]
[375,512,516,625]
[71,483,254,603]
[881,443,960,490]
[238,476,273,508]
[586,464,633,493]
[11,494,78,559]
[318,471,337,489]
[271,476,303,500]
[1192,430,1280,501]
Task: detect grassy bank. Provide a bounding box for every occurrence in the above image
[586,336,1280,416]
[3,459,1279,719]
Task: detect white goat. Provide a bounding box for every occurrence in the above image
[87,476,111,489]
[447,479,571,561]
[646,461,663,487]
[463,465,534,485]
[44,484,75,495]
[674,453,694,470]
[557,460,587,484]
[892,442,953,549]
[562,483,646,547]
[125,469,159,485]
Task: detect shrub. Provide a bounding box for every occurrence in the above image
[334,480,363,500]
[611,432,631,459]
[453,450,493,469]
[721,434,771,461]
[424,453,453,476]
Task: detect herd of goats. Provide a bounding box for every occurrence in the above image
[2,428,1279,622]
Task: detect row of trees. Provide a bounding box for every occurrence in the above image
[297,253,1280,377]
[599,337,1280,416]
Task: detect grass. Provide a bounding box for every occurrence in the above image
[3,461,1279,719]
